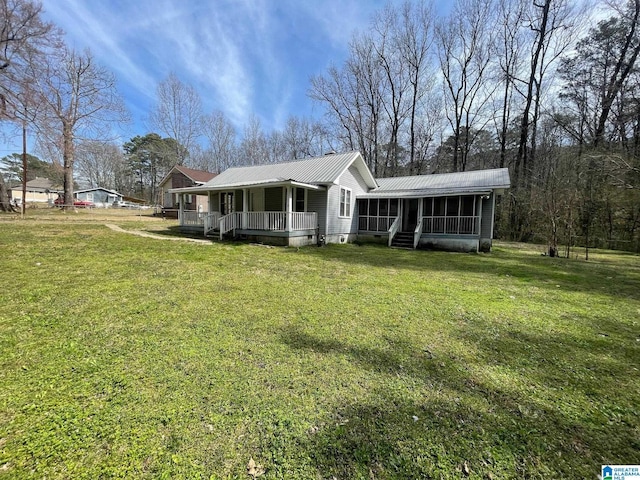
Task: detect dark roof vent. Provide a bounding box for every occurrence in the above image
[324,151,337,155]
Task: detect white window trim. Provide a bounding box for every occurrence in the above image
[339,186,352,218]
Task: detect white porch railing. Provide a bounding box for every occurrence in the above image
[204,212,221,235]
[388,216,400,247]
[218,211,317,239]
[180,210,205,225]
[219,212,241,239]
[422,215,479,235]
[414,218,423,249]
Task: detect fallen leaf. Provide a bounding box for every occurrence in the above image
[247,457,265,478]
[462,461,470,476]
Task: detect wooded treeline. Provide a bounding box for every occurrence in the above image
[2,0,639,253]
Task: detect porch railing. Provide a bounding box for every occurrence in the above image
[218,211,317,239]
[219,212,241,239]
[358,215,396,232]
[204,211,221,235]
[388,217,400,247]
[414,218,423,249]
[422,215,479,235]
[179,210,205,226]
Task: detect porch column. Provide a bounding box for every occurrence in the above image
[285,185,293,232]
[178,193,184,225]
[242,188,248,229]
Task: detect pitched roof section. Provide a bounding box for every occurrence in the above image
[369,168,511,196]
[203,151,377,189]
[174,165,217,183]
[74,187,122,195]
[26,178,54,189]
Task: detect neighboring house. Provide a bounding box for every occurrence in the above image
[158,165,217,217]
[169,151,510,252]
[9,177,62,204]
[74,187,123,207]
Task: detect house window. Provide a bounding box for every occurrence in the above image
[339,187,352,217]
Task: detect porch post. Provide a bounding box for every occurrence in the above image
[286,185,293,232]
[477,195,483,253]
[178,193,184,225]
[242,188,248,229]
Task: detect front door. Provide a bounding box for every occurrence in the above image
[220,192,234,215]
[402,198,419,232]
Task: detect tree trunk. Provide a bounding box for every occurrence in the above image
[0,175,15,212]
[62,122,75,209]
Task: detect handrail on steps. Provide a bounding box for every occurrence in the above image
[218,212,240,240]
[388,216,400,247]
[204,212,221,235]
[413,218,423,249]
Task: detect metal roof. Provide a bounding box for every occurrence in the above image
[202,151,376,189]
[372,168,510,193]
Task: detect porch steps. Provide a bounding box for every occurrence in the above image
[391,232,414,249]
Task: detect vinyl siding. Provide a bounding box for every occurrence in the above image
[327,165,371,235]
[480,193,493,239]
[251,188,265,211]
[307,189,327,236]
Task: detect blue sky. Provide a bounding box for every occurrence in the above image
[39,0,419,138]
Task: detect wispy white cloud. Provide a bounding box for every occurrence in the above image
[39,0,396,136]
[41,0,158,99]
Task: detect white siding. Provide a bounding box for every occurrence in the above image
[480,193,493,239]
[307,189,327,236]
[327,165,370,236]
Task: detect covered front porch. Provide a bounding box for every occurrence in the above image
[174,180,322,246]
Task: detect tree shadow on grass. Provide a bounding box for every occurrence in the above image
[279,325,640,479]
[297,244,640,301]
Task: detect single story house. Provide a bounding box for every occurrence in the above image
[169,151,510,252]
[9,177,62,204]
[74,187,123,207]
[158,165,217,218]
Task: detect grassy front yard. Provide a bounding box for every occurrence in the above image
[1,211,638,479]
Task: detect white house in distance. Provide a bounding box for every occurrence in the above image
[9,177,61,204]
[169,151,510,252]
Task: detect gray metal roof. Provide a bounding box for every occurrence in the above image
[371,168,510,193]
[202,151,376,188]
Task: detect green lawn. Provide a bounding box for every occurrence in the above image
[1,212,639,479]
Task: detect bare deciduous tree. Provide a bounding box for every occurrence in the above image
[202,110,237,172]
[35,47,128,208]
[437,0,496,172]
[149,72,203,164]
[75,140,125,190]
[0,0,58,211]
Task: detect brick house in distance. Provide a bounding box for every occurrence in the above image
[158,165,217,218]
